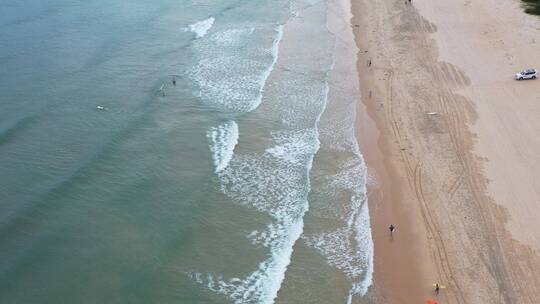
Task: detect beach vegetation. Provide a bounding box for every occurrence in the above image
[522,0,540,15]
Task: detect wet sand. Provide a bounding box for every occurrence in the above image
[352,0,540,302]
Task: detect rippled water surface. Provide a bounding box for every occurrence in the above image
[0,1,373,303]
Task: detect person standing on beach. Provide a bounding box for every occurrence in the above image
[434,283,440,295]
[368,59,372,67]
[389,224,396,235]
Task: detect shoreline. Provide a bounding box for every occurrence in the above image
[352,0,540,302]
[352,0,437,301]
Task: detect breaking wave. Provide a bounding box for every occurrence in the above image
[188,25,283,112]
[187,17,215,38]
[193,127,322,303]
[207,120,239,173]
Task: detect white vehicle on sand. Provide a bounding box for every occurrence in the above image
[515,68,537,80]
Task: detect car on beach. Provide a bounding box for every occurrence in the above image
[515,68,537,80]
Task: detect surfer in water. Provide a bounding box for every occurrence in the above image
[172,76,176,86]
[434,283,440,294]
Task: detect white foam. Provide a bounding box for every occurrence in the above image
[303,140,374,300]
[213,28,255,46]
[249,25,284,112]
[194,126,322,303]
[265,129,318,165]
[188,25,283,113]
[311,0,376,298]
[303,37,374,301]
[207,121,239,173]
[351,201,374,296]
[189,1,376,300]
[195,219,304,304]
[304,181,374,298]
[188,17,215,38]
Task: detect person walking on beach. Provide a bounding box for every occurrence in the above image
[368,59,372,67]
[434,283,440,295]
[389,224,396,235]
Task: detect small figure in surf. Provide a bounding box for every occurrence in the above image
[368,59,372,67]
[172,77,176,86]
[434,283,440,295]
[389,224,396,235]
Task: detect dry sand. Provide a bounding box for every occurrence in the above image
[352,0,540,302]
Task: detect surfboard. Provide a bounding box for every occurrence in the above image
[432,284,447,289]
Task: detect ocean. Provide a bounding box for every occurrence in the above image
[0,0,373,303]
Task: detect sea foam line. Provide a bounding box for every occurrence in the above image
[304,157,374,304]
[246,24,284,112]
[207,121,239,173]
[192,65,331,304]
[301,17,375,300]
[329,0,375,298]
[239,64,330,304]
[187,24,283,113]
[214,128,321,304]
[187,17,215,38]
[350,196,374,298]
[191,218,305,304]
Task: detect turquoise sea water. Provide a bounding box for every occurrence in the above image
[0,1,373,303]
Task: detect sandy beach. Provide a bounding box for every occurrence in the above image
[352,0,540,302]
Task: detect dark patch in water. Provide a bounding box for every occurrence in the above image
[0,115,39,145]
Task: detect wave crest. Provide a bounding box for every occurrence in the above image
[207,121,239,173]
[188,17,215,38]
